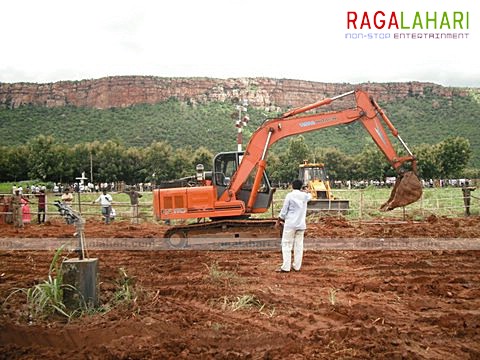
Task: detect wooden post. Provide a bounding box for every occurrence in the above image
[359,190,364,221]
[62,258,99,309]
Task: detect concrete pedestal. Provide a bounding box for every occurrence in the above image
[62,258,99,309]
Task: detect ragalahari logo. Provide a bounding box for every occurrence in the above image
[346,11,470,40]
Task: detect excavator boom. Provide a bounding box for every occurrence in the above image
[223,89,421,211]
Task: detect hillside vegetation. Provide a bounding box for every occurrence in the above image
[0,91,479,167]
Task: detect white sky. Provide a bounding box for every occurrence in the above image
[1,0,479,87]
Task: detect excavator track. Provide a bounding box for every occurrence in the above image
[163,219,280,248]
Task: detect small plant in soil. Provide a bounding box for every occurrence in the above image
[218,294,275,317]
[5,245,77,321]
[328,288,339,306]
[113,267,137,305]
[204,261,239,284]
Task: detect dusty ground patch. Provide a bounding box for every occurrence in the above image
[1,217,479,359]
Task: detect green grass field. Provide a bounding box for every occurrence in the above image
[269,186,478,221]
[1,182,477,224]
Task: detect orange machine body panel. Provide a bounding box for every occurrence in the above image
[153,186,245,220]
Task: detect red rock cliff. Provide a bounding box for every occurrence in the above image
[0,76,472,110]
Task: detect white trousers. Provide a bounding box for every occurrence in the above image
[281,228,305,271]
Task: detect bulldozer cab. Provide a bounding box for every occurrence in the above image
[299,163,327,183]
[299,162,350,212]
[299,162,333,200]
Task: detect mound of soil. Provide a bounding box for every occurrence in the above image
[1,217,479,359]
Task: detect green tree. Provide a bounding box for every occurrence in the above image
[144,141,174,182]
[94,140,129,182]
[437,137,471,178]
[312,147,355,181]
[26,135,66,182]
[68,143,92,183]
[276,136,311,182]
[124,147,147,184]
[413,143,441,180]
[354,146,387,180]
[265,152,282,185]
[0,145,29,182]
[192,146,214,171]
[171,148,195,179]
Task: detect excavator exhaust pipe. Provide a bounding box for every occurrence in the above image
[380,171,423,211]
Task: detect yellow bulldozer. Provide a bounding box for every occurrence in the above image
[299,161,350,212]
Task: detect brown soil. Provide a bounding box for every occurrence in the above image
[1,216,480,359]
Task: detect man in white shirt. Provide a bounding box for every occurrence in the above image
[92,189,113,224]
[276,179,312,272]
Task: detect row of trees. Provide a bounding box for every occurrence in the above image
[270,135,474,182]
[0,135,474,185]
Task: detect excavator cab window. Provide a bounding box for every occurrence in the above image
[214,152,239,186]
[242,171,270,193]
[213,151,272,205]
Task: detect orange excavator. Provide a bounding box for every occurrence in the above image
[153,89,422,245]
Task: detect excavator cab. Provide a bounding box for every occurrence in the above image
[213,151,275,213]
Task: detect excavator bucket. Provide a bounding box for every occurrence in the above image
[380,171,423,211]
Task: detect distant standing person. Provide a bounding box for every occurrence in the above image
[92,189,113,224]
[11,190,23,228]
[36,188,46,223]
[124,187,143,224]
[275,179,312,273]
[21,196,31,224]
[61,188,73,205]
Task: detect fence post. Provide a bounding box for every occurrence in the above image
[359,190,364,221]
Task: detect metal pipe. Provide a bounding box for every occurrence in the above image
[261,129,273,160]
[282,90,355,118]
[331,90,355,101]
[246,129,274,211]
[397,135,413,156]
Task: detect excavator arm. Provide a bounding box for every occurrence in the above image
[221,89,422,211]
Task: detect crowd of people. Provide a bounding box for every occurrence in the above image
[274,178,476,190]
[1,176,476,228]
[0,185,47,227]
[51,182,154,194]
[0,182,145,227]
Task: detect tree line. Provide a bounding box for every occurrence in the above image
[1,94,480,169]
[0,134,474,186]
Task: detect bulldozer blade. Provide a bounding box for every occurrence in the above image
[307,199,350,213]
[380,171,423,211]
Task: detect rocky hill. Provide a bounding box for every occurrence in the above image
[0,76,474,110]
[1,76,479,168]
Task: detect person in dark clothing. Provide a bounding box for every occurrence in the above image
[124,187,143,224]
[36,188,46,223]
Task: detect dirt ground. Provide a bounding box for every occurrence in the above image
[1,216,480,359]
